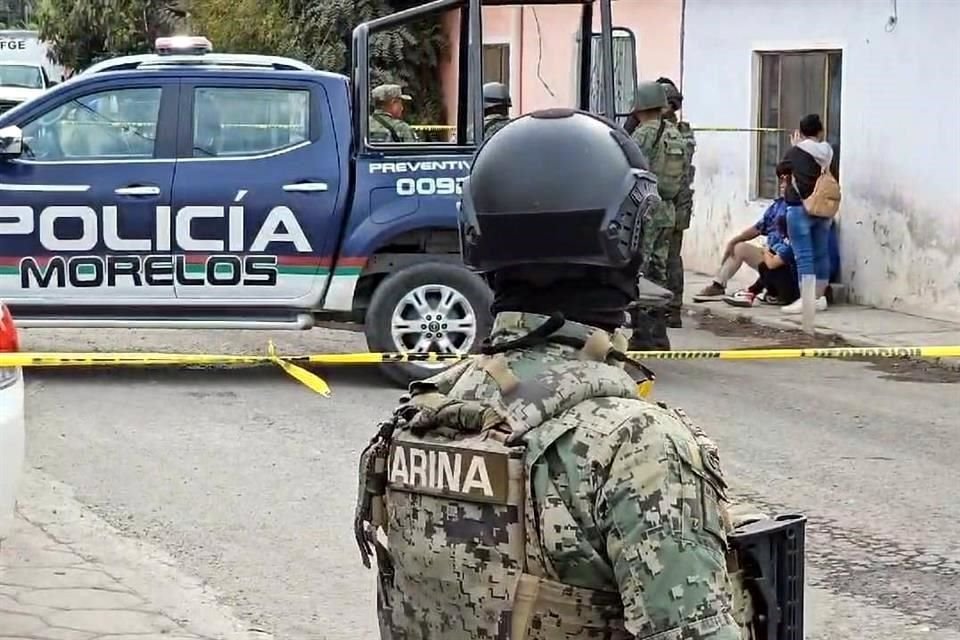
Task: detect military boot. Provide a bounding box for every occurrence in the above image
[628,307,655,351]
[651,311,672,350]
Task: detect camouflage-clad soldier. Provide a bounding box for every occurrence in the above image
[629,81,689,350]
[355,109,742,639]
[657,77,697,328]
[482,81,511,140]
[369,84,419,143]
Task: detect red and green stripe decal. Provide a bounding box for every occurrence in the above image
[0,256,367,277]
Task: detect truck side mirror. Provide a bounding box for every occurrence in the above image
[587,27,638,127]
[0,126,24,160]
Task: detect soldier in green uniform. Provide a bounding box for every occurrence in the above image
[657,77,697,328]
[355,109,742,640]
[482,82,511,140]
[369,84,419,143]
[629,81,689,350]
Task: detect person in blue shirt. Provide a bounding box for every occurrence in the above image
[726,214,800,307]
[693,163,792,303]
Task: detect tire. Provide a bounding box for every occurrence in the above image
[364,262,493,387]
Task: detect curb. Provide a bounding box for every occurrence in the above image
[685,301,960,372]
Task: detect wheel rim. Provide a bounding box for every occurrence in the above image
[390,283,478,368]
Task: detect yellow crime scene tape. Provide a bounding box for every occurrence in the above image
[691,126,787,133]
[2,345,957,398]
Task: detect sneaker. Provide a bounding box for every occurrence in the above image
[723,289,758,308]
[693,282,726,302]
[758,292,783,306]
[781,296,828,314]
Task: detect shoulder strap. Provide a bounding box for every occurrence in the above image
[652,118,668,150]
[372,112,401,143]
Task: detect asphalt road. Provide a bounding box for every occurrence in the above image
[19,318,960,640]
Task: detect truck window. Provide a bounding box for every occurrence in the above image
[0,64,43,89]
[192,87,310,158]
[362,11,461,147]
[20,87,161,161]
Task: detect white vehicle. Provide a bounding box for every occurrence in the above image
[0,302,24,544]
[0,30,62,115]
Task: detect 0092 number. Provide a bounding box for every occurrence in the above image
[395,176,465,196]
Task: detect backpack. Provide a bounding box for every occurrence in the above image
[799,168,841,218]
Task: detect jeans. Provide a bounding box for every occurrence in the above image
[786,205,831,287]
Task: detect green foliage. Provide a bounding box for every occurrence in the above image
[35,0,449,123]
[188,0,289,56]
[192,0,450,124]
[0,0,36,28]
[36,0,184,71]
[373,1,449,124]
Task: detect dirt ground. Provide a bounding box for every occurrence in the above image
[694,310,960,384]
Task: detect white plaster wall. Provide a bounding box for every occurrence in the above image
[681,0,960,319]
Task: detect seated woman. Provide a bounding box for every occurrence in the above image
[724,214,799,307]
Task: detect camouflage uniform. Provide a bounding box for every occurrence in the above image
[666,113,697,326]
[483,113,510,140]
[369,84,418,143]
[357,312,742,639]
[482,82,512,141]
[630,117,689,349]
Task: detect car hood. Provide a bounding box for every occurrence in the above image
[0,87,44,103]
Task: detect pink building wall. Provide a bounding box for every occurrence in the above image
[439,0,683,125]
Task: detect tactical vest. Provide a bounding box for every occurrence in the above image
[672,120,697,229]
[370,112,402,143]
[355,352,644,640]
[483,114,509,140]
[651,123,688,201]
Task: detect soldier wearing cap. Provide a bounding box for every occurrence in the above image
[369,84,419,143]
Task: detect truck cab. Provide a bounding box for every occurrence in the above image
[0,1,640,385]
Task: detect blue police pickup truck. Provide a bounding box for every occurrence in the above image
[0,0,638,385]
[0,38,487,384]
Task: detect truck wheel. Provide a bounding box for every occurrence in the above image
[365,262,493,387]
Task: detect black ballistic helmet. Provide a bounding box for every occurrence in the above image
[458,108,660,274]
[656,77,683,111]
[482,82,511,108]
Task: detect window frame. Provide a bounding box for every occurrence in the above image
[14,79,177,165]
[358,5,479,154]
[176,77,325,162]
[0,63,45,90]
[753,48,843,200]
[481,42,511,90]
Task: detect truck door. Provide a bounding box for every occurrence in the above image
[0,77,178,304]
[171,76,341,304]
